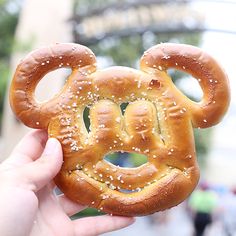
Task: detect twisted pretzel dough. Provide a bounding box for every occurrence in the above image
[10,43,230,216]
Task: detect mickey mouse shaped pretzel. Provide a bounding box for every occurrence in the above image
[10,43,230,216]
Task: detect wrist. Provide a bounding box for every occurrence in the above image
[0,187,37,236]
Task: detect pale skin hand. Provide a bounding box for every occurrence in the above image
[0,130,135,236]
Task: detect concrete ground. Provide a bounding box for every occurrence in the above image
[103,203,193,236]
[103,202,229,236]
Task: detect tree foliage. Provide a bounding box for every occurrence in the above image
[0,0,19,58]
[0,0,20,131]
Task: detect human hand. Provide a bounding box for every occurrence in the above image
[0,130,135,236]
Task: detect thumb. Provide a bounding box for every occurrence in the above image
[20,138,63,191]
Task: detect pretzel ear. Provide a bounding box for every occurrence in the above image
[140,43,230,128]
[10,43,97,129]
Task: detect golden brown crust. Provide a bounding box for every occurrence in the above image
[140,43,230,128]
[9,43,230,216]
[10,43,96,129]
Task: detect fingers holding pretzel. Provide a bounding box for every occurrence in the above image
[10,43,230,216]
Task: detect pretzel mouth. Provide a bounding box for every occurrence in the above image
[69,160,188,194]
[68,165,188,211]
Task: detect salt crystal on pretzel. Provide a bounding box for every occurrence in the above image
[10,43,230,216]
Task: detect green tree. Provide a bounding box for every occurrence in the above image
[0,0,20,132]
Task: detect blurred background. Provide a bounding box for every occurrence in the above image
[0,0,236,235]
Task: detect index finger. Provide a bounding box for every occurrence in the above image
[5,129,48,166]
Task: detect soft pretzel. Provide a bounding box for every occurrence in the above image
[10,43,230,216]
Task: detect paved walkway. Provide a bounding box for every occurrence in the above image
[103,202,229,236]
[103,203,193,236]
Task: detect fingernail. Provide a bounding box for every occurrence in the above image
[131,217,136,223]
[43,138,60,155]
[128,217,136,224]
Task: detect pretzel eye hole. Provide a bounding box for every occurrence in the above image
[120,103,128,115]
[35,68,71,102]
[105,152,148,168]
[83,106,91,132]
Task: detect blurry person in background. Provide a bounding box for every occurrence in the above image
[218,187,236,236]
[188,181,218,236]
